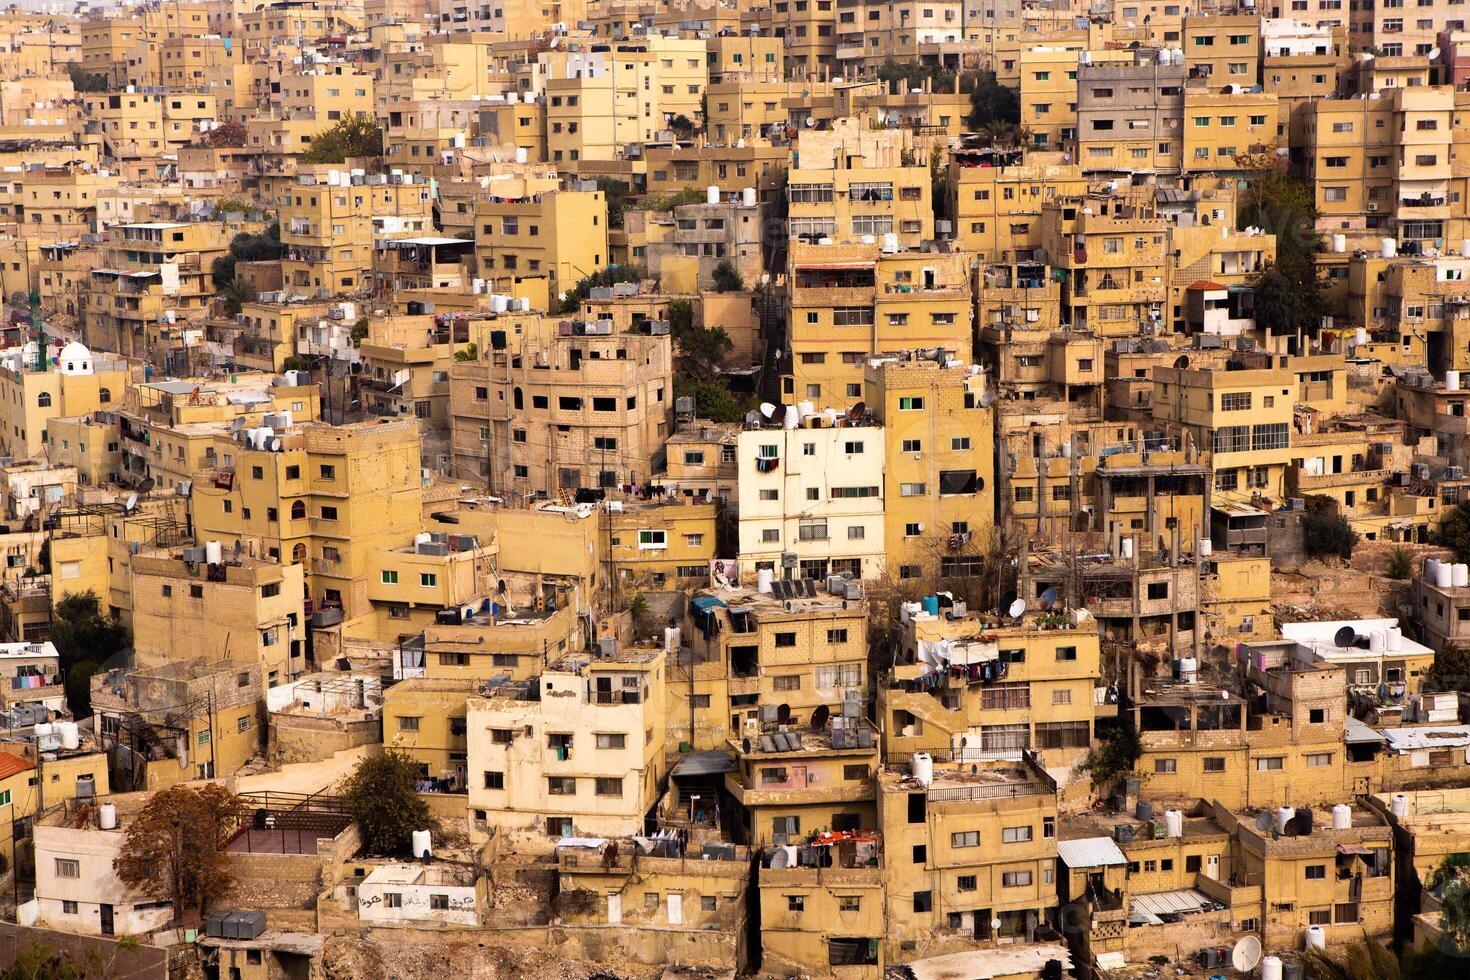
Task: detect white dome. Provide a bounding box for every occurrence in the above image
[58,341,92,376]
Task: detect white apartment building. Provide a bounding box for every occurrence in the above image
[735,418,887,580]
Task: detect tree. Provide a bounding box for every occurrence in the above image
[595,177,632,230]
[710,260,743,293]
[558,265,646,314]
[1078,713,1141,791]
[350,317,369,345]
[0,943,105,980]
[1302,941,1399,980]
[1236,146,1319,287]
[114,783,239,921]
[1303,510,1359,561]
[667,298,695,335]
[1387,546,1415,580]
[299,113,382,165]
[675,323,733,378]
[966,72,1020,130]
[63,62,109,93]
[340,750,434,857]
[198,121,247,149]
[1252,265,1325,339]
[212,224,284,289]
[668,114,699,137]
[877,59,956,94]
[1439,501,1470,562]
[453,342,478,362]
[674,372,748,423]
[220,278,256,317]
[1426,644,1470,693]
[49,591,128,717]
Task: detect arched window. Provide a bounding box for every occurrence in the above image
[290,500,306,520]
[513,387,524,410]
[36,392,51,408]
[98,387,111,404]
[292,543,307,564]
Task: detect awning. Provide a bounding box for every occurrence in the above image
[1129,888,1211,925]
[671,750,736,778]
[691,595,726,613]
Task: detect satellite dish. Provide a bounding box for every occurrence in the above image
[1334,625,1359,648]
[270,438,282,451]
[848,401,867,419]
[770,847,791,868]
[1008,598,1026,618]
[810,704,830,730]
[979,389,997,408]
[124,493,137,512]
[137,478,155,493]
[1040,586,1060,609]
[1173,355,1190,370]
[1231,936,1262,973]
[759,402,776,419]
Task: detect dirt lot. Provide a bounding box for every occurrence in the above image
[1270,541,1449,628]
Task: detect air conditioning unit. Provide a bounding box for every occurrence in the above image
[1368,203,1378,211]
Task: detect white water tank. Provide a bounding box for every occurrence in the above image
[1332,233,1347,253]
[1369,630,1386,653]
[1332,804,1352,830]
[1437,561,1454,588]
[206,540,223,565]
[1275,806,1296,834]
[1449,370,1462,391]
[99,803,117,830]
[58,722,79,751]
[514,146,528,164]
[757,568,775,594]
[1356,328,1368,346]
[490,294,510,314]
[782,405,799,429]
[1427,557,1441,582]
[1121,537,1134,560]
[663,626,681,653]
[911,752,933,787]
[415,532,432,546]
[1179,658,1198,684]
[1199,538,1212,556]
[742,187,757,207]
[1306,926,1327,951]
[34,723,53,739]
[1164,809,1184,838]
[1387,626,1404,651]
[1381,238,1397,258]
[797,400,815,419]
[706,185,720,205]
[412,829,433,859]
[881,232,900,254]
[1457,564,1470,588]
[1391,794,1409,819]
[1262,957,1283,980]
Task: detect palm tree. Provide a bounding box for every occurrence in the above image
[1302,941,1399,980]
[453,342,478,362]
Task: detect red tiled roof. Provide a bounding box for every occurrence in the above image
[1187,280,1227,291]
[0,751,36,782]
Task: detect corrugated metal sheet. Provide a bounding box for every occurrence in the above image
[1056,836,1127,868]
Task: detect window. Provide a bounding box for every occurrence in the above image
[957,875,977,891]
[951,831,979,848]
[595,777,623,796]
[484,771,504,790]
[1002,826,1033,843]
[1306,865,1326,879]
[838,896,860,912]
[596,733,626,749]
[61,901,77,914]
[1204,757,1226,772]
[381,570,398,584]
[1306,752,1333,767]
[54,859,79,878]
[899,396,924,411]
[1256,756,1285,771]
[1221,392,1251,411]
[547,776,577,795]
[913,891,932,912]
[787,895,805,912]
[420,573,437,587]
[397,716,420,732]
[1002,870,1033,887]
